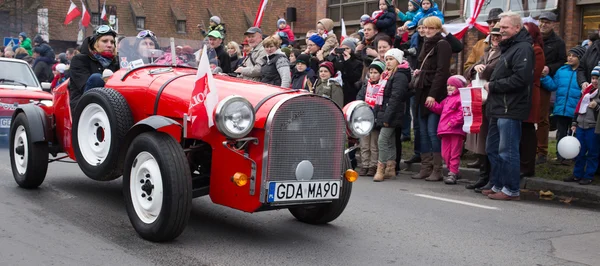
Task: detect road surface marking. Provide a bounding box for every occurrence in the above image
[414,194,500,210]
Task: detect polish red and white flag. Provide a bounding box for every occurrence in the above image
[101,1,108,21]
[80,1,91,27]
[340,18,347,43]
[253,0,269,28]
[187,45,219,138]
[64,1,81,25]
[459,86,484,134]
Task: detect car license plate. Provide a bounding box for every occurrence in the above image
[0,118,10,128]
[267,180,341,203]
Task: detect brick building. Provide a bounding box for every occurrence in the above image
[1,0,599,62]
[0,0,320,53]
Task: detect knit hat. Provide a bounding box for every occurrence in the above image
[568,46,586,59]
[308,34,325,48]
[281,47,291,58]
[369,60,386,74]
[296,54,310,66]
[19,32,27,38]
[210,16,221,24]
[417,18,425,26]
[56,63,67,74]
[319,61,335,75]
[421,0,434,4]
[409,0,421,7]
[277,18,286,26]
[447,75,467,88]
[384,48,404,64]
[360,14,371,22]
[341,38,358,53]
[592,65,600,77]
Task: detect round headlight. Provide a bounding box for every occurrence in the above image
[215,95,255,139]
[344,101,374,138]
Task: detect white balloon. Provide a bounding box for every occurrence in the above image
[557,136,581,160]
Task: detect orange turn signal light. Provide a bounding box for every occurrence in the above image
[344,169,358,182]
[232,172,249,186]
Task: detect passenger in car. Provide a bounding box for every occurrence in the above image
[68,25,119,110]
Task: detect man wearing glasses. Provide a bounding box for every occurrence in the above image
[463,8,503,73]
[536,11,566,165]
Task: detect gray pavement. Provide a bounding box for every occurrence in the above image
[1,147,599,266]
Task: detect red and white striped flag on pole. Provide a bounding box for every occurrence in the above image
[340,18,347,43]
[187,45,219,138]
[459,87,485,134]
[253,0,269,28]
[64,1,81,25]
[80,0,91,27]
[101,0,108,21]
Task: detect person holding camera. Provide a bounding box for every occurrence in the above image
[327,38,363,105]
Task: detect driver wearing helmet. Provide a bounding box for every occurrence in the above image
[131,30,161,64]
[68,25,119,109]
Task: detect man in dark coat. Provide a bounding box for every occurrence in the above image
[537,11,566,164]
[578,34,600,88]
[483,11,534,201]
[328,38,363,105]
[32,47,54,83]
[207,31,231,74]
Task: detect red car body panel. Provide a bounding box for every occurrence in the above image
[0,88,53,134]
[51,66,313,212]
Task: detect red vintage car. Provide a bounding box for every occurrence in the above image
[0,58,53,144]
[8,37,374,242]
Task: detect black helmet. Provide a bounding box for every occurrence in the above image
[90,25,117,47]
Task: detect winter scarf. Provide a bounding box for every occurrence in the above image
[365,78,387,107]
[575,84,598,115]
[92,52,114,68]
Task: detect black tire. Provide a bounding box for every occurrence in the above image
[73,88,133,181]
[289,154,353,224]
[9,113,49,188]
[123,131,192,242]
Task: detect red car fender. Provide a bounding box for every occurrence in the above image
[12,104,53,143]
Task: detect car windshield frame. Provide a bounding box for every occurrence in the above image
[0,59,42,89]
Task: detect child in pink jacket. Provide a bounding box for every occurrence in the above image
[427,75,467,184]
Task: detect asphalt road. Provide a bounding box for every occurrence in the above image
[1,147,599,266]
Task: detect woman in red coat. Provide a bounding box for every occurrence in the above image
[520,22,546,177]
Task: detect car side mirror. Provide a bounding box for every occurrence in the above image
[41,82,51,92]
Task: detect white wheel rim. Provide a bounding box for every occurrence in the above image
[77,103,112,166]
[13,125,28,175]
[130,151,163,224]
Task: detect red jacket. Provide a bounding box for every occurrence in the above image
[524,44,545,123]
[276,25,295,42]
[428,89,465,136]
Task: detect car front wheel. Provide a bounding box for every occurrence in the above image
[123,131,192,242]
[9,113,49,188]
[288,154,353,224]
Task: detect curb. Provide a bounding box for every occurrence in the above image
[400,162,600,203]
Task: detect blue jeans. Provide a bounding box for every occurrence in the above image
[84,73,105,92]
[573,127,599,180]
[418,106,441,153]
[486,118,522,196]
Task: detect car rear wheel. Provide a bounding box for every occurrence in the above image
[73,88,133,181]
[123,131,192,242]
[288,154,353,224]
[9,113,48,188]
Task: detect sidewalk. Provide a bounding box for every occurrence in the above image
[400,162,600,204]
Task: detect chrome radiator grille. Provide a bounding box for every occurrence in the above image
[265,95,346,182]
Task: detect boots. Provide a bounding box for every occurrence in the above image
[366,166,377,176]
[465,155,490,189]
[373,162,385,182]
[467,158,481,168]
[358,167,368,176]
[474,181,493,193]
[412,152,433,179]
[425,152,443,181]
[384,160,396,179]
[404,154,422,164]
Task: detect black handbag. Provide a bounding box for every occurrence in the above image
[409,47,435,90]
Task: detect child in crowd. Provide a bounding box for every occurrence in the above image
[427,75,467,184]
[276,18,295,42]
[314,61,343,107]
[541,46,586,164]
[371,0,397,39]
[50,63,68,89]
[316,18,338,56]
[403,0,444,30]
[565,65,600,185]
[199,16,226,39]
[210,58,222,74]
[291,54,316,91]
[356,60,387,176]
[397,0,421,23]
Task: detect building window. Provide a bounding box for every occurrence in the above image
[91,12,100,26]
[177,20,186,33]
[136,17,145,30]
[581,4,600,40]
[465,0,558,22]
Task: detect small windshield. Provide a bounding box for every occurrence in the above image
[117,36,216,69]
[0,60,41,88]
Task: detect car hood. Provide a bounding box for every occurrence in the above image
[0,88,53,101]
